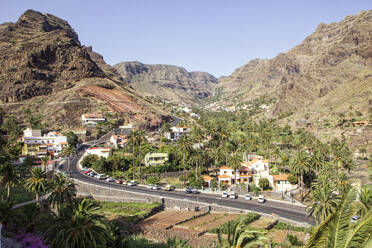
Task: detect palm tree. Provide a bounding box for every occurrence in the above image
[41,155,49,172]
[48,173,76,213]
[128,131,138,180]
[64,146,77,177]
[307,175,341,224]
[135,130,146,182]
[290,150,310,202]
[229,152,242,186]
[190,150,203,177]
[0,200,23,232]
[0,162,21,201]
[358,186,372,217]
[45,198,110,248]
[178,135,192,186]
[218,219,270,248]
[335,170,351,195]
[25,167,47,203]
[305,188,372,248]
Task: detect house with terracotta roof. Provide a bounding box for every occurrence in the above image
[87,147,112,158]
[218,165,252,186]
[110,134,128,148]
[203,175,212,187]
[165,126,190,141]
[272,174,295,192]
[81,113,106,125]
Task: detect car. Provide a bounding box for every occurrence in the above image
[258,195,265,203]
[192,188,199,194]
[88,172,97,177]
[106,177,114,182]
[83,170,91,174]
[229,192,237,199]
[96,174,107,180]
[82,167,89,171]
[122,181,128,185]
[221,192,228,198]
[152,185,160,190]
[128,180,137,186]
[146,184,153,189]
[164,185,175,191]
[351,215,360,223]
[115,179,123,184]
[185,188,192,194]
[245,194,252,200]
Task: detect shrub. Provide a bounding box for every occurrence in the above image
[81,154,99,168]
[287,174,298,184]
[287,234,303,246]
[258,178,270,190]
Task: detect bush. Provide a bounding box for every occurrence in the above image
[273,222,307,232]
[146,176,161,185]
[287,234,303,246]
[81,154,99,168]
[258,178,270,190]
[209,213,260,234]
[287,174,298,184]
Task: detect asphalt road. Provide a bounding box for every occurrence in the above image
[69,144,313,225]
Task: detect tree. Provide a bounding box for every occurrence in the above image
[178,135,192,186]
[358,186,372,217]
[0,162,21,201]
[305,188,372,248]
[0,200,23,232]
[41,155,49,172]
[258,178,270,190]
[63,146,76,177]
[135,130,146,182]
[81,154,99,168]
[290,150,311,202]
[1,115,22,138]
[306,175,341,224]
[64,131,79,149]
[48,173,76,214]
[44,199,110,248]
[25,167,47,203]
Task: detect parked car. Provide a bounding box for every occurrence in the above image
[164,185,175,191]
[351,215,360,223]
[229,192,237,199]
[221,192,228,198]
[82,167,89,171]
[96,174,107,180]
[185,188,192,194]
[128,180,137,186]
[83,170,91,175]
[146,184,153,189]
[122,181,128,185]
[245,194,252,200]
[115,179,123,184]
[152,185,160,190]
[192,188,199,194]
[88,172,97,177]
[106,177,114,182]
[258,195,266,203]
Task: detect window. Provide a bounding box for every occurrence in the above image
[224,171,227,174]
[232,171,235,175]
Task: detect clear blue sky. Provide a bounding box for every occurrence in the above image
[1,1,371,77]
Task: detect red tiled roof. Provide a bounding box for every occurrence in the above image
[273,174,289,181]
[83,113,104,118]
[218,174,231,179]
[203,175,212,181]
[219,166,233,170]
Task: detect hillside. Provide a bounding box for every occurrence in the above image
[114,61,218,103]
[0,10,168,129]
[214,10,372,150]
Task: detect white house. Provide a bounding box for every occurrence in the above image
[110,134,128,148]
[165,126,190,141]
[144,153,168,167]
[86,147,112,158]
[272,174,296,192]
[218,165,252,185]
[81,114,106,125]
[22,128,68,157]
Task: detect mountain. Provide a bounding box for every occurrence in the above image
[114,61,218,103]
[0,10,167,129]
[216,10,372,148]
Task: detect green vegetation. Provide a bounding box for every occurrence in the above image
[210,213,260,234]
[273,222,308,233]
[93,201,161,218]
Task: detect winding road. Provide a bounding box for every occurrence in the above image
[67,135,313,225]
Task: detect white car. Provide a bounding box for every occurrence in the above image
[146,184,153,189]
[258,195,266,203]
[95,174,107,180]
[106,177,114,182]
[229,192,237,199]
[245,194,252,200]
[222,192,229,198]
[128,180,137,186]
[152,185,160,190]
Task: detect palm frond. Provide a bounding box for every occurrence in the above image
[345,209,372,248]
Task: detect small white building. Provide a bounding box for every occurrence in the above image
[144,153,168,167]
[165,126,190,141]
[81,114,105,125]
[272,174,296,192]
[110,135,128,148]
[86,147,112,158]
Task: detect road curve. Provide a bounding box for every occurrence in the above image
[70,144,313,225]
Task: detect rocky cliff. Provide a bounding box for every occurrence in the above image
[0,10,167,129]
[114,61,218,103]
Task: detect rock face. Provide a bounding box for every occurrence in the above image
[114,61,218,103]
[0,10,166,129]
[218,10,372,117]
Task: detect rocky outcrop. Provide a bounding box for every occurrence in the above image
[114,61,218,103]
[218,10,372,117]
